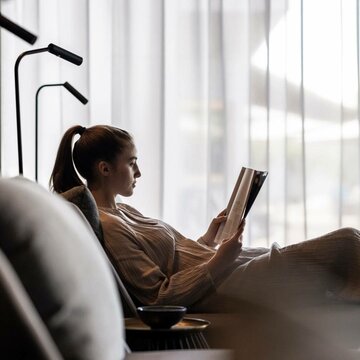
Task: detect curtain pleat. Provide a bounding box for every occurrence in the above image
[300,0,307,239]
[339,0,344,228]
[358,0,360,226]
[265,0,270,246]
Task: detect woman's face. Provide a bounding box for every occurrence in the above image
[108,143,141,197]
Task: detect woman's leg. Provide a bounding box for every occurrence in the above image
[193,227,360,312]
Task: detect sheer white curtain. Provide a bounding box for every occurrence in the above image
[1,0,359,247]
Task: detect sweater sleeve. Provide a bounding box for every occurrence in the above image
[101,213,216,306]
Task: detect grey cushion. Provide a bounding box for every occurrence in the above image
[0,177,124,360]
[60,185,104,245]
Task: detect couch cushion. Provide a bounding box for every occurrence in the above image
[0,177,124,360]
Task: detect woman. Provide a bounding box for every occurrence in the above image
[50,124,360,312]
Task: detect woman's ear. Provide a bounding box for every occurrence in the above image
[98,161,111,177]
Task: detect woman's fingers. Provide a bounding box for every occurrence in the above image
[225,228,243,255]
[239,218,246,229]
[221,220,245,244]
[212,215,227,224]
[218,208,227,216]
[233,226,244,243]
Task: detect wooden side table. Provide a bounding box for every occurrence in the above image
[125,317,211,351]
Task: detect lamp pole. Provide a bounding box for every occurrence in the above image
[15,47,48,175]
[35,82,88,181]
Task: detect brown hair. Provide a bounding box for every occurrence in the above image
[50,125,134,193]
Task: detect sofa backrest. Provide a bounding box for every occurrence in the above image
[0,177,125,360]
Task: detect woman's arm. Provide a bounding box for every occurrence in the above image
[101,209,244,306]
[107,236,216,306]
[107,220,245,305]
[102,214,216,306]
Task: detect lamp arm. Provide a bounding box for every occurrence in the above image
[35,83,64,98]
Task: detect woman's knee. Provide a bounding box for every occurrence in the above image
[340,226,359,236]
[336,227,360,245]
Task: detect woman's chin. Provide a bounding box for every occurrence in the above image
[121,189,134,197]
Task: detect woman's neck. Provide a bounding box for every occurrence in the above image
[90,186,117,209]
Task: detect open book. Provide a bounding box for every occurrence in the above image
[214,167,268,244]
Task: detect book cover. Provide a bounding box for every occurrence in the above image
[214,167,268,244]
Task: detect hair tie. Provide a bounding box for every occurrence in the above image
[79,126,86,135]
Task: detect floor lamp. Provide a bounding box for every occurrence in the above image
[15,43,83,175]
[35,82,88,181]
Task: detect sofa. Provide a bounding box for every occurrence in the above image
[2,176,360,360]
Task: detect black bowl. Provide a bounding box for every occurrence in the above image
[137,305,187,329]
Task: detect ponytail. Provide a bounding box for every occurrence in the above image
[49,125,85,193]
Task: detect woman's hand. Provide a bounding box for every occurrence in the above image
[200,209,227,247]
[207,220,245,283]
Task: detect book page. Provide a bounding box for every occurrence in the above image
[214,168,255,244]
[225,167,246,214]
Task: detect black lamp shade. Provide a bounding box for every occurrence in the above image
[0,13,37,44]
[47,43,83,66]
[63,82,88,104]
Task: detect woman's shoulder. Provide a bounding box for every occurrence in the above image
[97,203,142,217]
[98,206,138,239]
[97,207,121,226]
[116,202,143,216]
